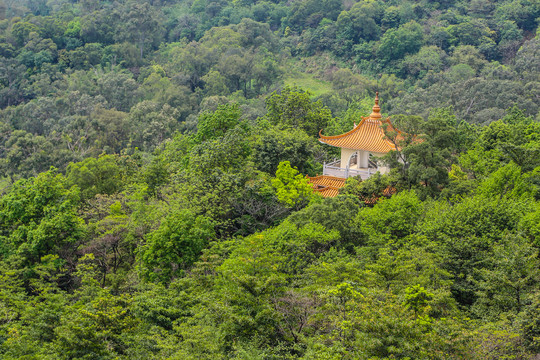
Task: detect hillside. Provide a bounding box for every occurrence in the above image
[1,0,540,358]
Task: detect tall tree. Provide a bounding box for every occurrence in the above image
[265,86,332,137]
[116,1,163,59]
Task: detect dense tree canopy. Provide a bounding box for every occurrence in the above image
[0,0,539,358]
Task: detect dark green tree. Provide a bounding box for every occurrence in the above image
[265,86,332,137]
[378,21,424,63]
[139,209,215,284]
[116,1,163,59]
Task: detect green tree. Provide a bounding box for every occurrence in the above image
[420,196,525,307]
[403,284,434,318]
[201,70,229,96]
[355,190,423,249]
[0,169,84,266]
[288,195,363,246]
[52,255,137,359]
[66,154,127,200]
[11,21,40,46]
[472,236,540,318]
[341,172,395,206]
[96,70,140,112]
[80,10,115,45]
[335,1,381,46]
[449,45,487,72]
[253,127,318,175]
[116,1,163,59]
[271,161,318,209]
[167,41,215,92]
[216,221,339,347]
[378,20,424,63]
[0,58,28,108]
[127,101,177,151]
[0,130,59,178]
[173,126,253,229]
[401,45,445,78]
[265,86,332,137]
[139,209,215,284]
[91,107,131,153]
[521,295,540,352]
[384,108,467,197]
[195,103,241,142]
[476,162,535,201]
[288,0,342,30]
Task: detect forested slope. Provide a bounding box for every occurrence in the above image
[1,0,540,358]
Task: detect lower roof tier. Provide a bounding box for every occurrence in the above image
[308,175,347,198]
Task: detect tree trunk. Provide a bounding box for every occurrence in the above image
[139,35,144,59]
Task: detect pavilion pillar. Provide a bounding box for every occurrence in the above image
[359,151,369,168]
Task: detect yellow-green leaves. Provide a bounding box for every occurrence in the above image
[271,161,318,209]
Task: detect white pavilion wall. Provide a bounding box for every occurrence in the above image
[340,148,356,168]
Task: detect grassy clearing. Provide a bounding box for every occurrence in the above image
[282,71,333,98]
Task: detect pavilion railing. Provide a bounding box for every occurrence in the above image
[322,158,375,180]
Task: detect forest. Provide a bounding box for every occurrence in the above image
[0,0,539,358]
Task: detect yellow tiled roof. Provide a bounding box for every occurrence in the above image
[319,93,399,153]
[307,175,397,201]
[314,187,341,198]
[308,175,347,188]
[308,175,347,198]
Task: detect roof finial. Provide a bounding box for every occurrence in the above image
[370,91,381,119]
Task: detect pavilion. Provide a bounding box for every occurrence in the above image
[309,92,400,198]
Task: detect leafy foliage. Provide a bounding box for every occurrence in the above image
[271,161,318,209]
[139,210,215,284]
[0,0,539,359]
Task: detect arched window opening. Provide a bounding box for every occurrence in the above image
[348,152,358,168]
